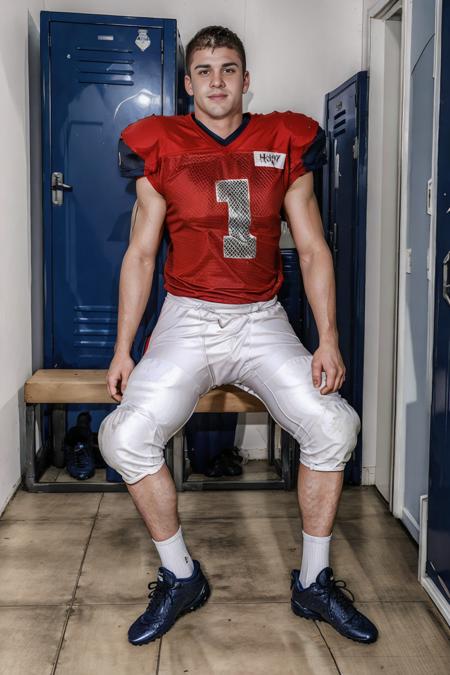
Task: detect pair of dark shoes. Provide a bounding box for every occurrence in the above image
[204,446,243,477]
[128,561,378,646]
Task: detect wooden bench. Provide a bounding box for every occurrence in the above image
[24,369,297,492]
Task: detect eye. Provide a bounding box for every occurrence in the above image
[198,69,209,76]
[224,68,236,74]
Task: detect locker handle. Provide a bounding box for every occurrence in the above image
[51,171,73,206]
[444,251,450,306]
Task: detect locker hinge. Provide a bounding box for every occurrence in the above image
[48,33,51,47]
[427,178,433,215]
[405,248,412,274]
[161,38,164,65]
[352,136,359,160]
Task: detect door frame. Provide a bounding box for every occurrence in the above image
[390,0,437,533]
[361,0,409,500]
[418,0,450,627]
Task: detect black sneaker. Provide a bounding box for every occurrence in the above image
[221,447,243,475]
[291,566,378,644]
[204,449,243,477]
[128,560,210,646]
[64,439,95,480]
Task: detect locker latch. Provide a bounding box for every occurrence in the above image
[427,178,433,216]
[443,251,450,306]
[51,172,73,206]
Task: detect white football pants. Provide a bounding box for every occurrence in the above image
[98,292,361,484]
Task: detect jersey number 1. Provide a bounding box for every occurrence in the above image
[216,179,257,259]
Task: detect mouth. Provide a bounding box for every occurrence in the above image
[208,94,227,101]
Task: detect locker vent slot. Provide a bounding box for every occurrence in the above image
[73,306,117,349]
[333,110,347,137]
[75,56,135,85]
[78,70,135,76]
[78,78,134,86]
[75,57,134,64]
[77,64,134,75]
[76,46,133,53]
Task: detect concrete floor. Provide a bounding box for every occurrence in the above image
[0,485,449,674]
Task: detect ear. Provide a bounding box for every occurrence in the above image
[184,74,194,96]
[242,70,250,94]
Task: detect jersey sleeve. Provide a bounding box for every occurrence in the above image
[118,115,163,194]
[282,111,327,186]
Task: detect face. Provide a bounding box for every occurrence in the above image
[184,46,250,120]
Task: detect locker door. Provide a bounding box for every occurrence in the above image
[426,0,450,605]
[322,72,369,484]
[43,14,165,368]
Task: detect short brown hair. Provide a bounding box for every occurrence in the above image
[185,25,246,76]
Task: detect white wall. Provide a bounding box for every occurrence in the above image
[0,2,42,515]
[45,0,364,119]
[1,0,364,511]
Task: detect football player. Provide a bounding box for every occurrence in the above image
[99,25,378,646]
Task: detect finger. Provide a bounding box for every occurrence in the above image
[311,361,323,388]
[107,377,122,401]
[336,371,346,391]
[332,370,344,392]
[320,369,337,395]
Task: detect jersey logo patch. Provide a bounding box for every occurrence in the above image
[253,151,286,169]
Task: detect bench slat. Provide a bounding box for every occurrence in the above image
[24,370,266,413]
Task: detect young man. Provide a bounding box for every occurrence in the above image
[99,26,378,646]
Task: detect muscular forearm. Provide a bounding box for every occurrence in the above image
[299,244,338,345]
[114,250,155,355]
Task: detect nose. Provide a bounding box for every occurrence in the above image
[209,70,225,88]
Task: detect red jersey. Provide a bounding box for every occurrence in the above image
[119,111,326,303]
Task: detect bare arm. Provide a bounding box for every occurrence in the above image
[115,177,166,355]
[283,172,345,394]
[107,177,166,400]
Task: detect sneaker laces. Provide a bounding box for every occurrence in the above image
[72,445,91,469]
[145,577,174,615]
[328,578,356,616]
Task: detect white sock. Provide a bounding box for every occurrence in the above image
[152,526,195,579]
[299,530,332,588]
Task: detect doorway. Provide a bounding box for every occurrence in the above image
[363,0,404,502]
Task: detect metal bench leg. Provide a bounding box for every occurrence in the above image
[281,428,297,490]
[172,429,185,492]
[267,415,276,465]
[52,404,67,468]
[24,403,37,491]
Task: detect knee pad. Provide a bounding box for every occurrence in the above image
[98,404,166,484]
[297,398,361,472]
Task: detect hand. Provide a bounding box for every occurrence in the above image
[106,352,135,402]
[311,340,346,395]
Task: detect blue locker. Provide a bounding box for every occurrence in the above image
[426,0,450,609]
[41,11,185,451]
[42,11,184,369]
[302,72,369,485]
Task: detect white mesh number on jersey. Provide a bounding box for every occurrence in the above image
[215,179,257,259]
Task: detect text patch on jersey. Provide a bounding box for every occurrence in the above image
[253,151,286,169]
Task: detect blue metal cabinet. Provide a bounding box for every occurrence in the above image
[41,11,184,370]
[302,72,369,485]
[40,11,185,449]
[427,0,450,609]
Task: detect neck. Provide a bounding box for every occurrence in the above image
[193,108,244,139]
